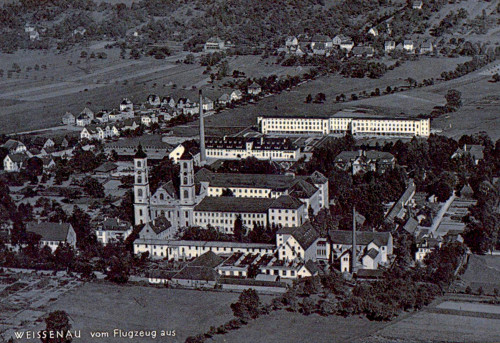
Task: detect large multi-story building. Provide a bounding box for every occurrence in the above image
[205,136,301,162]
[135,149,329,229]
[257,111,430,137]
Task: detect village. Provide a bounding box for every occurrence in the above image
[0,0,499,342]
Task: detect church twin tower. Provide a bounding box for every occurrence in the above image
[133,90,206,227]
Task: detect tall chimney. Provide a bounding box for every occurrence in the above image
[199,90,206,164]
[352,206,357,274]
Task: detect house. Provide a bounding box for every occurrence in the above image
[204,37,225,52]
[285,36,299,47]
[334,150,395,175]
[94,162,118,176]
[62,112,76,125]
[332,34,350,46]
[147,94,161,107]
[420,41,434,54]
[24,23,35,33]
[33,137,55,150]
[415,236,441,262]
[247,82,262,95]
[329,230,393,272]
[276,222,329,262]
[230,90,243,102]
[218,93,231,106]
[403,40,414,53]
[161,96,176,109]
[385,41,396,52]
[339,39,354,52]
[168,143,201,165]
[2,139,27,154]
[141,113,159,126]
[452,144,484,165]
[138,217,172,240]
[41,156,56,170]
[120,98,134,112]
[25,222,77,252]
[29,30,40,41]
[3,153,29,172]
[351,46,375,58]
[96,218,133,245]
[81,107,94,120]
[202,97,214,111]
[412,1,423,9]
[310,34,333,49]
[94,111,109,123]
[80,125,117,141]
[259,258,319,280]
[368,27,379,37]
[73,27,87,36]
[171,251,223,288]
[76,114,92,127]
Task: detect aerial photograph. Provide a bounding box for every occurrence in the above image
[0,0,499,342]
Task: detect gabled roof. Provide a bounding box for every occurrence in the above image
[288,179,317,199]
[403,217,419,234]
[189,251,224,268]
[101,218,131,232]
[248,82,261,89]
[365,248,379,259]
[158,180,179,199]
[278,222,320,250]
[172,266,219,281]
[95,162,118,173]
[2,139,24,150]
[328,230,391,247]
[8,153,29,163]
[270,195,304,210]
[195,196,274,213]
[150,217,172,234]
[25,222,72,242]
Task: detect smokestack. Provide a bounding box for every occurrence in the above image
[352,206,357,274]
[199,90,206,164]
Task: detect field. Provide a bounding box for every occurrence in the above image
[0,47,306,135]
[366,307,500,343]
[10,282,269,343]
[210,310,385,343]
[458,254,500,294]
[174,56,482,137]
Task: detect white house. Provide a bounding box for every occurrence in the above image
[218,93,231,106]
[96,218,134,245]
[285,36,299,47]
[385,41,396,52]
[2,139,27,154]
[3,154,29,172]
[204,37,225,51]
[120,98,134,112]
[62,112,76,125]
[403,40,414,53]
[276,222,329,262]
[412,1,423,10]
[368,27,379,37]
[25,222,77,252]
[247,83,262,95]
[230,90,243,102]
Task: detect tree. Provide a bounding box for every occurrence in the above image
[106,256,130,283]
[83,177,104,198]
[26,157,44,178]
[305,94,313,103]
[230,289,260,321]
[221,188,234,196]
[41,311,72,343]
[445,89,462,110]
[184,54,195,64]
[314,93,326,103]
[233,215,244,242]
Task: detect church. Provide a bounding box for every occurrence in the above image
[133,91,329,237]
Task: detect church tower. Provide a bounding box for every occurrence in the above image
[134,145,150,225]
[179,152,195,205]
[178,152,196,227]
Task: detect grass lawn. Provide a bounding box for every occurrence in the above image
[25,282,250,343]
[373,310,500,343]
[210,310,384,343]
